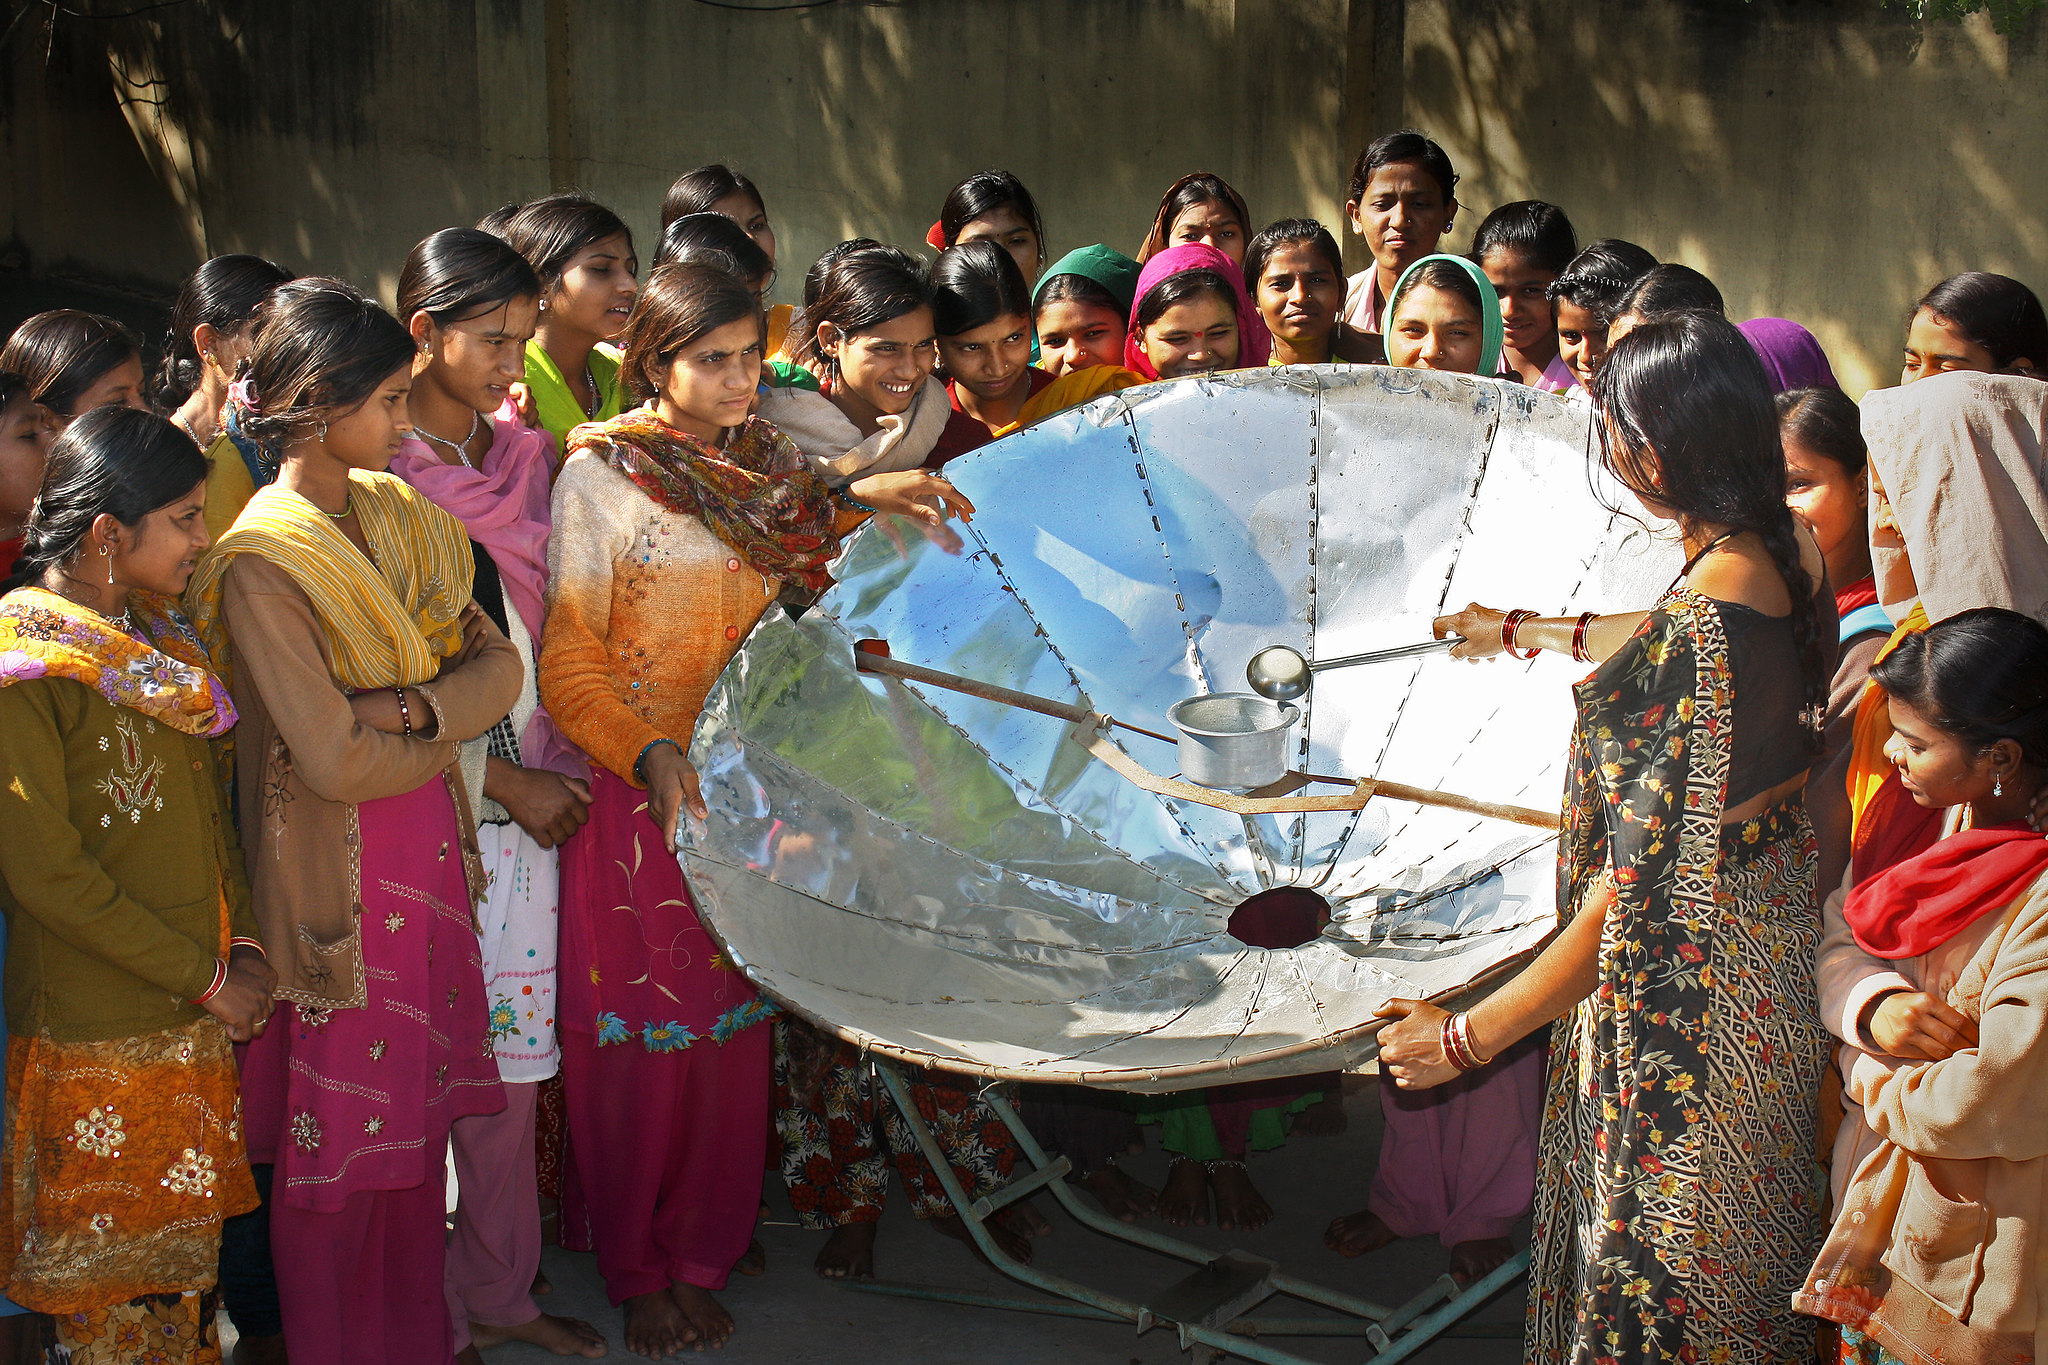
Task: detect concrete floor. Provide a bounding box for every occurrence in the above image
[225,1075,1526,1365]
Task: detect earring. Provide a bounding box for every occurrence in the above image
[100,543,113,586]
[202,352,218,369]
[314,417,329,443]
[1996,774,2005,797]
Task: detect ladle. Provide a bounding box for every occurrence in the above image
[1245,639,1461,701]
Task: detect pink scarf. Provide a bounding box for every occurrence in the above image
[1122,243,1272,379]
[389,416,586,778]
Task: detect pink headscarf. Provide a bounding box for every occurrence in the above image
[1121,243,1272,380]
[1739,317,1838,393]
[389,415,587,779]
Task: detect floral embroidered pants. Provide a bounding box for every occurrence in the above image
[773,1018,1020,1227]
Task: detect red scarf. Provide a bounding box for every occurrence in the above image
[1834,574,1878,619]
[1844,817,2048,958]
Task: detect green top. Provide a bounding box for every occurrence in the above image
[0,675,258,1042]
[524,340,625,453]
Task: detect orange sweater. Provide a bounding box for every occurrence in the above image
[538,453,779,787]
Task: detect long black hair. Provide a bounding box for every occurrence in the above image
[1775,386,1865,477]
[156,254,294,409]
[237,279,416,456]
[4,405,205,593]
[1594,311,1830,751]
[931,241,1032,338]
[501,193,634,297]
[787,244,932,374]
[1471,201,1578,275]
[1242,219,1344,294]
[936,170,1044,262]
[1346,130,1457,211]
[1871,607,2048,769]
[655,213,773,281]
[1547,239,1659,325]
[0,311,140,418]
[1916,272,2048,373]
[662,164,767,233]
[1619,263,1725,320]
[396,228,541,328]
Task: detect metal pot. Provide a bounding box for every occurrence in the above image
[1167,693,1300,792]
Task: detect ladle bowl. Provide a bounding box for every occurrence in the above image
[1245,637,1462,701]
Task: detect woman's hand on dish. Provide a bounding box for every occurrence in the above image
[1434,603,1508,660]
[1372,997,1460,1090]
[848,471,976,554]
[641,741,706,850]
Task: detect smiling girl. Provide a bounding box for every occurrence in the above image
[0,406,266,1365]
[928,170,1046,289]
[1245,218,1380,366]
[1383,254,1503,378]
[1123,242,1271,381]
[385,229,606,1363]
[1341,131,1459,337]
[187,278,524,1365]
[759,243,980,478]
[500,195,640,453]
[1137,172,1253,267]
[540,260,969,1352]
[1470,201,1577,390]
[1544,238,1658,394]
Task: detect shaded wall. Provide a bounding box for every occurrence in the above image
[1405,0,2048,393]
[1,0,2043,399]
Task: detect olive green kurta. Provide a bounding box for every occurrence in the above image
[0,674,258,1043]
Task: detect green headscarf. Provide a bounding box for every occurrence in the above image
[1386,253,1505,378]
[1034,244,1145,318]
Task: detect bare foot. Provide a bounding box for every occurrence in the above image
[232,1336,290,1365]
[1292,1090,1348,1137]
[814,1222,877,1280]
[1078,1164,1157,1223]
[1207,1160,1272,1231]
[667,1284,734,1352]
[533,1265,554,1295]
[1156,1156,1209,1227]
[732,1238,766,1277]
[929,1210,1033,1265]
[1324,1208,1399,1258]
[622,1287,692,1359]
[471,1312,609,1358]
[1447,1236,1515,1286]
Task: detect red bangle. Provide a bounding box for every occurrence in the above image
[1501,610,1540,661]
[193,957,228,1005]
[393,686,414,737]
[1571,612,1595,664]
[230,937,266,958]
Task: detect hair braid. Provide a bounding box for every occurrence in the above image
[1752,507,1829,753]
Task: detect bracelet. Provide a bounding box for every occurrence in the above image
[1454,1011,1495,1069]
[1501,609,1541,661]
[839,488,878,513]
[634,738,681,785]
[230,936,267,958]
[393,686,414,737]
[1570,611,1596,664]
[1440,1011,1492,1072]
[193,957,228,1005]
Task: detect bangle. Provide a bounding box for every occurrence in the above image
[839,488,878,513]
[1570,611,1596,664]
[634,738,681,784]
[1501,609,1540,660]
[393,686,414,737]
[230,936,266,958]
[193,957,228,1005]
[1454,1010,1494,1068]
[1440,1012,1475,1072]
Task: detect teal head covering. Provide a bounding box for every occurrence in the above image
[1386,253,1504,378]
[1034,244,1145,318]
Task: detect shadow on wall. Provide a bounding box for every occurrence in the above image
[1404,0,2048,395]
[3,0,1361,308]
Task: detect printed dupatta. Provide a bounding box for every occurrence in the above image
[0,586,236,737]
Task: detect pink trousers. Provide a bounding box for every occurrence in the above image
[272,1174,453,1365]
[1368,1035,1544,1247]
[558,1022,770,1303]
[446,1080,542,1348]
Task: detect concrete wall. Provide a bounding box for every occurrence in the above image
[1403,0,2048,394]
[2,0,2043,397]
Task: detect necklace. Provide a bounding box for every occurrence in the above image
[321,490,353,520]
[418,408,482,469]
[580,363,599,418]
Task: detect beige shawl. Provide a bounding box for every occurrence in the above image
[755,374,952,487]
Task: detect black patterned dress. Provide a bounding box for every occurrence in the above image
[1527,588,1830,1364]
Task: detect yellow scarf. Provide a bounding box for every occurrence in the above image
[1845,601,1931,837]
[186,471,472,691]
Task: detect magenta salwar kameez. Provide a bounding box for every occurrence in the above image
[241,775,504,1365]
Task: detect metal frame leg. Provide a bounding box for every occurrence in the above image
[828,1061,1524,1364]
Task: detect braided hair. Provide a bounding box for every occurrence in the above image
[1594,310,1830,752]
